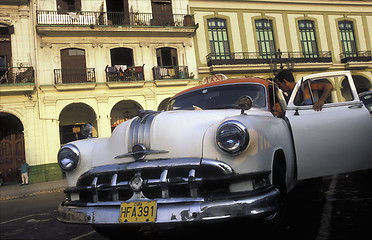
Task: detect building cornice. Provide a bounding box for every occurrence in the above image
[190,0,372,7]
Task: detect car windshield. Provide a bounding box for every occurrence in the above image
[167,83,266,110]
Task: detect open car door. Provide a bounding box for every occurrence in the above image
[286,71,372,180]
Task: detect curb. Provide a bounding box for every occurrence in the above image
[0,187,65,201]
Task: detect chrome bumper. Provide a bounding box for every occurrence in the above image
[58,187,281,225]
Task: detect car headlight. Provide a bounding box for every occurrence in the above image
[57,144,80,172]
[216,120,249,154]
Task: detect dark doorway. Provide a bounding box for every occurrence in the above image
[106,0,130,25]
[60,48,87,83]
[151,0,174,26]
[157,47,178,66]
[57,0,81,12]
[0,113,25,182]
[0,24,12,84]
[110,48,134,66]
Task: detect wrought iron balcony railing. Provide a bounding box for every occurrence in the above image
[206,51,332,66]
[54,68,96,84]
[105,65,145,82]
[152,66,189,80]
[340,51,372,63]
[0,67,34,84]
[37,10,196,27]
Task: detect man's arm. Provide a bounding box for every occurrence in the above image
[313,82,333,111]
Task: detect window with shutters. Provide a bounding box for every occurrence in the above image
[255,19,276,59]
[207,18,230,60]
[299,20,319,58]
[338,20,357,57]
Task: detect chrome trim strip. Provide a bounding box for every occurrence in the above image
[81,158,233,175]
[202,159,234,174]
[143,113,156,147]
[127,113,159,152]
[128,117,140,151]
[114,149,169,159]
[125,113,161,161]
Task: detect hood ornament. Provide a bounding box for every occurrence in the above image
[115,144,168,161]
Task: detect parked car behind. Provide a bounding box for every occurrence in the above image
[57,71,372,238]
[359,91,372,114]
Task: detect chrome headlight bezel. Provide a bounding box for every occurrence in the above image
[216,120,249,154]
[57,144,80,172]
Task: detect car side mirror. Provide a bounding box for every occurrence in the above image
[238,96,253,115]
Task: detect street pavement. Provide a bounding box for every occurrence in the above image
[0,179,67,201]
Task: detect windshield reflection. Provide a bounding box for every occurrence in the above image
[167,84,266,111]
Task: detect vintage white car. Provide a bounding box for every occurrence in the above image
[57,71,371,236]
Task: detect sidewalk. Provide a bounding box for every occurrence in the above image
[0,179,67,201]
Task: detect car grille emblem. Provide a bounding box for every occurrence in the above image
[129,175,143,192]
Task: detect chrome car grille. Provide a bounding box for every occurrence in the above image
[65,159,235,204]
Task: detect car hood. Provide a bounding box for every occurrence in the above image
[136,110,239,161]
[90,109,271,167]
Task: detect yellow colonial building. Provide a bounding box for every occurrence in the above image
[0,0,199,182]
[191,0,372,89]
[1,0,371,183]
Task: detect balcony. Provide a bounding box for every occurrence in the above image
[0,66,34,84]
[0,66,35,93]
[106,65,145,82]
[36,10,197,37]
[153,66,189,80]
[152,66,190,86]
[205,51,333,73]
[340,51,372,63]
[105,65,145,88]
[53,68,96,90]
[206,51,332,66]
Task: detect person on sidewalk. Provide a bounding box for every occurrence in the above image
[20,160,30,186]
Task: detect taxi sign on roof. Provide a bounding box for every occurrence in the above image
[202,74,228,84]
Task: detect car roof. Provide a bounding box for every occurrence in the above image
[173,77,271,98]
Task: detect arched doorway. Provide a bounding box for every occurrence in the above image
[341,75,372,101]
[0,113,24,182]
[158,98,170,111]
[352,75,371,93]
[110,100,143,131]
[59,103,98,145]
